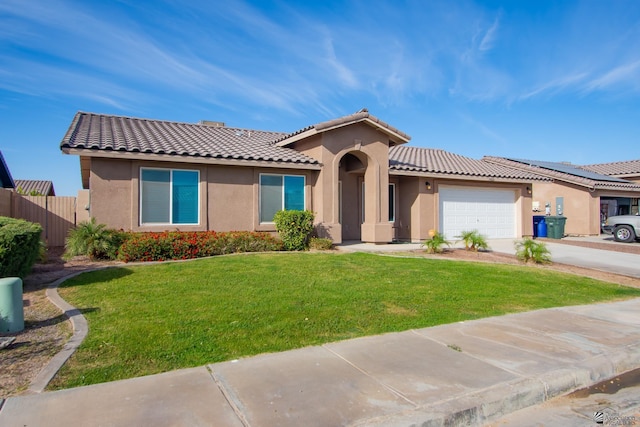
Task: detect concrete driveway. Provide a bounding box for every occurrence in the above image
[340,236,640,279]
[488,237,640,279]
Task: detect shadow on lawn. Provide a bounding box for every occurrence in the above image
[58,267,136,288]
[24,307,100,331]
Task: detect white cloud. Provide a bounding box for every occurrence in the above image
[457,112,507,145]
[519,72,589,100]
[584,60,640,92]
[479,14,501,52]
[322,37,359,89]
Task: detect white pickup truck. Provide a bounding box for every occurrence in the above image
[602,213,640,243]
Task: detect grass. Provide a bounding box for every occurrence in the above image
[50,252,640,389]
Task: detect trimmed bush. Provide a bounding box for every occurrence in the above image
[0,216,43,278]
[117,231,283,263]
[273,210,315,251]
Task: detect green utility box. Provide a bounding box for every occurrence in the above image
[0,277,24,333]
[546,216,567,239]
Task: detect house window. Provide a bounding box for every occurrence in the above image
[389,183,396,223]
[260,174,305,223]
[140,168,199,225]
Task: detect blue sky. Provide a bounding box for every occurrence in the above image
[1,0,640,196]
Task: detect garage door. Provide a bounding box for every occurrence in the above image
[439,187,516,239]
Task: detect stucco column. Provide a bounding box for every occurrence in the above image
[361,161,392,243]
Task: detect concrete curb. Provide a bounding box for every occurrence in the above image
[27,267,111,394]
[355,346,640,426]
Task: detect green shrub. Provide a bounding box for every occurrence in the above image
[456,230,490,252]
[0,216,43,278]
[117,231,283,262]
[515,238,551,264]
[64,218,127,260]
[309,237,334,250]
[273,210,315,251]
[422,232,451,254]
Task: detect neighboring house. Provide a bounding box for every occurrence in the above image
[60,110,545,243]
[14,179,56,196]
[581,159,640,219]
[0,150,16,217]
[483,157,640,236]
[581,159,640,186]
[0,151,15,189]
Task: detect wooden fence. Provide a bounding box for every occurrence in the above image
[9,194,77,247]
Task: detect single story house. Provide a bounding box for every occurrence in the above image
[0,151,15,189]
[13,180,56,196]
[60,110,547,243]
[582,159,640,186]
[483,157,640,236]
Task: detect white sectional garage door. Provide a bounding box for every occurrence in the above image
[439,187,516,239]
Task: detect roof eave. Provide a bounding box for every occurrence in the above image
[62,148,322,171]
[274,128,319,147]
[389,169,541,184]
[277,116,411,148]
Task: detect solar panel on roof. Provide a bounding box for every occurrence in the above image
[508,158,631,183]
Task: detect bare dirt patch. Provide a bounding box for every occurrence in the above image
[0,248,119,399]
[1,243,637,399]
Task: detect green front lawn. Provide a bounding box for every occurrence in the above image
[50,252,640,389]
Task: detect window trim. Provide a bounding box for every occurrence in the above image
[139,167,200,226]
[259,173,306,224]
[389,183,396,223]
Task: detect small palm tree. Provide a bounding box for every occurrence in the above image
[64,218,124,260]
[456,230,489,252]
[514,238,551,264]
[422,232,451,254]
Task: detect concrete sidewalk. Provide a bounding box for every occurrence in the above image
[2,298,639,427]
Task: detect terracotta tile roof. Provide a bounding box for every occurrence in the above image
[389,146,549,181]
[581,159,640,177]
[14,179,55,196]
[483,157,640,191]
[275,108,411,146]
[61,112,320,166]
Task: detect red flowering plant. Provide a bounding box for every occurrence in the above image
[117,231,283,263]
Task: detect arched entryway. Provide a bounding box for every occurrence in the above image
[338,152,367,241]
[334,149,393,243]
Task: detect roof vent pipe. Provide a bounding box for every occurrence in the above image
[199,120,225,127]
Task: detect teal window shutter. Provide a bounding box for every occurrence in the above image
[172,170,199,224]
[284,175,304,211]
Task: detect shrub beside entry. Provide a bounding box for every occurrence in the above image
[273,210,315,251]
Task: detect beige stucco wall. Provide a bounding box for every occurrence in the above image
[531,182,598,235]
[395,176,532,242]
[76,189,90,224]
[287,123,394,244]
[0,188,12,217]
[87,157,317,234]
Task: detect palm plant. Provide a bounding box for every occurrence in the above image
[422,232,451,254]
[64,218,125,260]
[456,230,489,252]
[514,238,551,264]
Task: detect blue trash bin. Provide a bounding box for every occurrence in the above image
[533,215,547,238]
